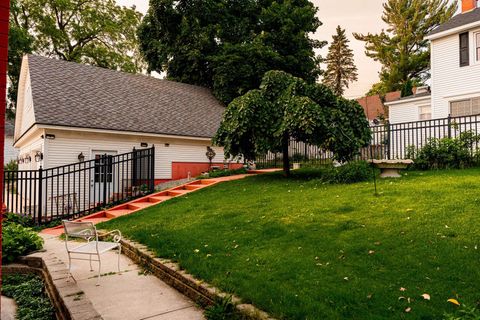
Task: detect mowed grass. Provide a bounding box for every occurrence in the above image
[99,168,480,319]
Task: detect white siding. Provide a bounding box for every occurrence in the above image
[431,31,480,118]
[388,97,431,124]
[17,134,44,171]
[44,129,227,179]
[4,136,18,165]
[18,70,36,136]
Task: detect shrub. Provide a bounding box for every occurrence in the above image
[4,159,18,172]
[407,131,480,170]
[323,161,373,184]
[2,273,55,320]
[3,212,35,228]
[2,222,44,264]
[290,161,374,184]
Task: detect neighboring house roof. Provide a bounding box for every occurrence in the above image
[385,92,431,106]
[5,119,15,137]
[427,7,480,39]
[356,91,401,120]
[26,55,225,139]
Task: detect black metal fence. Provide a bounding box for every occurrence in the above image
[3,147,155,225]
[256,114,480,168]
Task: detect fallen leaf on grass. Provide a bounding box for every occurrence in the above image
[400,287,407,292]
[405,307,411,313]
[421,294,430,300]
[368,250,375,255]
[447,298,460,306]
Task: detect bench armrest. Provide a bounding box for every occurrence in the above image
[99,229,122,243]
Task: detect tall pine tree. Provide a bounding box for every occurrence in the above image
[354,0,456,96]
[323,26,358,96]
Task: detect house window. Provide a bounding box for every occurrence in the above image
[419,105,432,120]
[476,32,480,61]
[450,97,480,117]
[460,32,469,67]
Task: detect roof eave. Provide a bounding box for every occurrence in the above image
[385,95,431,106]
[426,20,480,41]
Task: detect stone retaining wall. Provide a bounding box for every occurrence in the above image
[3,251,102,320]
[120,238,275,320]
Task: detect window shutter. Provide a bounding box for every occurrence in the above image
[460,32,469,67]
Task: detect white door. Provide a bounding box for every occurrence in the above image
[90,150,117,205]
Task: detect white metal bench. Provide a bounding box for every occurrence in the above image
[62,220,122,285]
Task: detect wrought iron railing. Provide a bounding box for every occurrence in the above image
[255,114,480,168]
[3,147,155,225]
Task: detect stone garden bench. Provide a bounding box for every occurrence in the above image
[370,159,413,178]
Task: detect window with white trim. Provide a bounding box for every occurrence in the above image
[476,32,480,62]
[418,105,431,120]
[450,97,480,117]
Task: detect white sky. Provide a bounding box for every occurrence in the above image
[117,0,459,99]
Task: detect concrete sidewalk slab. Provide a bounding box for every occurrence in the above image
[41,234,205,320]
[1,296,17,320]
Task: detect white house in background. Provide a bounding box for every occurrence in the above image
[4,119,19,165]
[386,0,480,124]
[14,55,242,183]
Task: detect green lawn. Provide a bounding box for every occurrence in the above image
[99,168,480,319]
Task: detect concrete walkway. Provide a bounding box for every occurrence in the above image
[1,296,17,320]
[41,234,205,320]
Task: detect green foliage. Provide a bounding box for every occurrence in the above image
[444,304,480,320]
[407,131,480,170]
[323,25,358,96]
[3,212,35,228]
[354,0,456,95]
[8,0,144,115]
[4,159,18,172]
[322,161,373,184]
[138,0,324,105]
[2,274,55,320]
[213,70,371,176]
[205,168,247,179]
[2,221,44,263]
[204,296,240,320]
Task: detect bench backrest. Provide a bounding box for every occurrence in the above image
[62,220,98,241]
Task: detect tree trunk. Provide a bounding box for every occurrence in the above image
[282,133,290,177]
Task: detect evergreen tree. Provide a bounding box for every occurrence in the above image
[354,0,456,95]
[323,26,358,96]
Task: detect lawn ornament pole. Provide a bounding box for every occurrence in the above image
[206,146,216,171]
[0,0,10,279]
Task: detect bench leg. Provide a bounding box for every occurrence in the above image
[67,253,77,283]
[117,245,121,273]
[89,254,93,271]
[96,256,101,286]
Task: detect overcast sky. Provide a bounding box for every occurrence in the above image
[116,0,458,99]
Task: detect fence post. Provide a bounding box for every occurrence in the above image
[102,154,107,207]
[132,147,137,187]
[447,114,452,138]
[386,121,391,160]
[150,145,155,192]
[37,166,43,225]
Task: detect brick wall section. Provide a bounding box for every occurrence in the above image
[356,91,401,121]
[0,0,10,275]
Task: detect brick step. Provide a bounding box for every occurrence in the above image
[128,202,155,209]
[149,196,172,202]
[105,209,134,218]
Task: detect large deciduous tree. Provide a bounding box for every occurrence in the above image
[138,0,325,105]
[323,25,358,96]
[213,70,371,176]
[7,0,144,117]
[354,0,456,96]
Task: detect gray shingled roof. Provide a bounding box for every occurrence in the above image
[428,7,480,37]
[28,55,225,138]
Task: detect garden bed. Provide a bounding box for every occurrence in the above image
[99,168,480,319]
